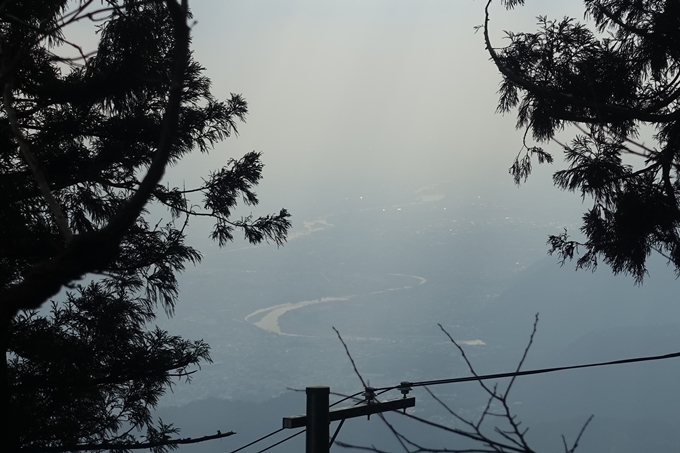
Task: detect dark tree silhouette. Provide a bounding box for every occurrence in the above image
[0,1,290,452]
[485,0,680,282]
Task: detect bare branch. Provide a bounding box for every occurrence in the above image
[346,318,592,453]
[564,416,593,453]
[333,326,368,389]
[437,324,495,396]
[21,430,236,453]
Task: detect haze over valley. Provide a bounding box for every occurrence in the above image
[140,1,680,452]
[154,180,680,453]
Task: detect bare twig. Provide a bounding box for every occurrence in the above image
[564,416,593,453]
[506,314,538,396]
[333,326,368,389]
[335,314,592,453]
[437,324,495,397]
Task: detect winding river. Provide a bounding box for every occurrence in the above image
[244,273,426,336]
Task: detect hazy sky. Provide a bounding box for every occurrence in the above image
[62,1,592,227]
[145,1,680,412]
[154,1,589,217]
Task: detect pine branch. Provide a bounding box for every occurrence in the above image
[20,430,236,453]
[483,0,680,124]
[3,84,72,242]
[0,0,192,320]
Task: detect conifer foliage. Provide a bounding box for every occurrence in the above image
[486,0,680,281]
[0,1,290,451]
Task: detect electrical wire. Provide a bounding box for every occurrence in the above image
[327,389,394,449]
[226,349,680,452]
[252,430,305,453]
[374,349,680,392]
[221,385,404,453]
[226,428,284,453]
[239,348,672,453]
[223,390,364,453]
[330,390,364,407]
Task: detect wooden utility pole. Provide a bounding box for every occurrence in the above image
[305,387,329,453]
[283,386,416,453]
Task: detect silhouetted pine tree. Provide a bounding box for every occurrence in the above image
[0,1,290,451]
[486,0,680,282]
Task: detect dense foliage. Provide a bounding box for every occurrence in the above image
[0,1,290,451]
[486,0,680,281]
[11,284,211,451]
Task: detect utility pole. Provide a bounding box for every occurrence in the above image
[305,387,329,453]
[283,386,416,453]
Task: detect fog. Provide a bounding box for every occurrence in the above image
[141,2,680,453]
[162,0,590,217]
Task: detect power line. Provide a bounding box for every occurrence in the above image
[242,349,680,453]
[330,390,364,407]
[253,430,305,453]
[288,388,365,407]
[374,349,680,392]
[228,349,680,453]
[226,428,284,453]
[223,391,363,453]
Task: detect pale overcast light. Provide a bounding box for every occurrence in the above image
[161,0,587,222]
[140,7,680,449]
[20,5,680,452]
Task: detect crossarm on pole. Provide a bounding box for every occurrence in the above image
[283,397,416,429]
